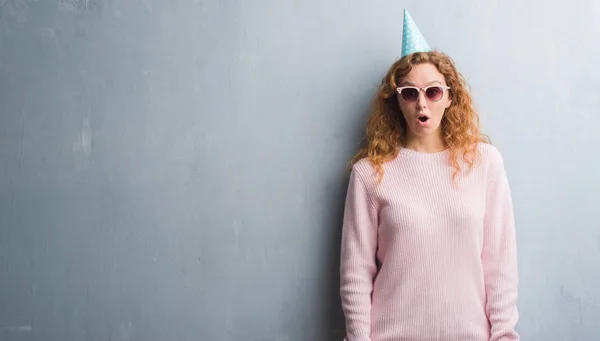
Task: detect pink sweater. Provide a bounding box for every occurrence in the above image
[340,143,519,341]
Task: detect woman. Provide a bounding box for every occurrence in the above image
[339,10,519,341]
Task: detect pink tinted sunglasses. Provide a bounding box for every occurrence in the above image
[396,85,451,102]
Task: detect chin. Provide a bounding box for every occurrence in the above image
[409,124,441,137]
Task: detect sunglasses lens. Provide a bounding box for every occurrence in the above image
[425,87,443,101]
[401,88,419,102]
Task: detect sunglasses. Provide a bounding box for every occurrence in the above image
[396,85,451,102]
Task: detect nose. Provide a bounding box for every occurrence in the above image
[415,90,428,109]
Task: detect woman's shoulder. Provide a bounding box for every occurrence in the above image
[350,157,377,176]
[476,142,503,161]
[349,157,381,187]
[474,142,507,175]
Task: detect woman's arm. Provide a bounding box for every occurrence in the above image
[482,149,520,341]
[340,167,378,341]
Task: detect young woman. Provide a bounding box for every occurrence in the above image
[339,10,519,341]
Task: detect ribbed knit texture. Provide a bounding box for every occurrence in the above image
[340,143,519,341]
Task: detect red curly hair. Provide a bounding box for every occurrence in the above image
[349,51,490,183]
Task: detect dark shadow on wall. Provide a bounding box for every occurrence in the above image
[322,98,374,341]
[323,170,351,340]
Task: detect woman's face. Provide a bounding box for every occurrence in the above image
[396,63,452,139]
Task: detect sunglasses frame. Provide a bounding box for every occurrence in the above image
[395,85,451,102]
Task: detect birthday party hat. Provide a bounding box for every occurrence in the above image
[401,9,431,58]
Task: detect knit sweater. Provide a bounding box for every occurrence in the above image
[339,143,519,341]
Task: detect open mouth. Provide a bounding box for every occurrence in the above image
[418,115,429,122]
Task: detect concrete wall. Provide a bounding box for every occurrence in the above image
[1,1,599,340]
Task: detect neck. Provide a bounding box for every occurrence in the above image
[404,131,446,153]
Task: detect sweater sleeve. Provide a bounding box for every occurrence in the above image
[340,167,378,341]
[482,151,520,341]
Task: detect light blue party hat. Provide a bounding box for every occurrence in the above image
[401,9,431,58]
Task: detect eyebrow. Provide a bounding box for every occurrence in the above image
[399,80,444,86]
